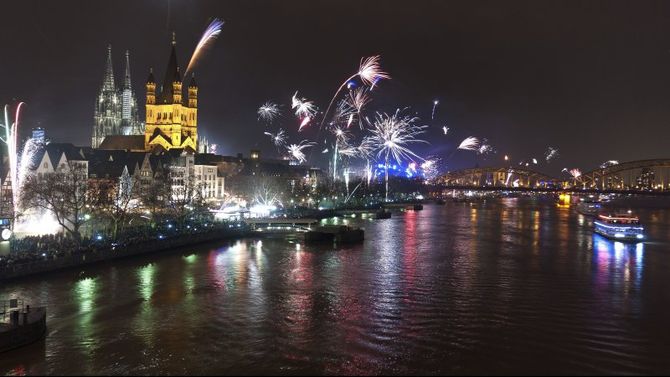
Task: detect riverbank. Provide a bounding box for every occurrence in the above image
[0,225,252,282]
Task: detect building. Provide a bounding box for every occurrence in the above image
[144,34,198,152]
[120,51,143,137]
[92,45,142,148]
[636,168,655,191]
[31,128,46,145]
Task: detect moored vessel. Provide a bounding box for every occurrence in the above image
[576,196,602,216]
[0,299,47,353]
[594,212,645,242]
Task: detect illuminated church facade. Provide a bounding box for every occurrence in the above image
[144,34,199,152]
[92,46,143,148]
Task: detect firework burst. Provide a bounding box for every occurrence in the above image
[348,88,371,129]
[370,110,428,163]
[264,129,287,147]
[286,140,316,164]
[357,55,391,85]
[333,99,356,124]
[457,136,480,151]
[545,147,559,162]
[477,139,495,155]
[185,18,224,76]
[421,157,441,181]
[257,101,281,123]
[369,110,428,200]
[321,55,390,129]
[291,91,317,118]
[348,87,371,113]
[600,160,619,168]
[568,168,582,178]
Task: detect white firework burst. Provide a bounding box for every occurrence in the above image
[477,139,495,155]
[357,55,391,86]
[286,140,315,164]
[369,110,428,164]
[457,136,480,151]
[545,147,559,162]
[600,160,619,168]
[263,129,287,147]
[258,101,281,123]
[291,91,317,118]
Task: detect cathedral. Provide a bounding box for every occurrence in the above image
[92,45,143,148]
[144,34,199,152]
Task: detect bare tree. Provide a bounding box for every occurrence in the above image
[21,162,93,242]
[253,177,282,207]
[168,174,205,227]
[139,173,171,225]
[91,168,139,238]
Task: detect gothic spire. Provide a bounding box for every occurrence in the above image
[102,44,115,92]
[123,50,132,90]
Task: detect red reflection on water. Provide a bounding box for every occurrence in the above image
[403,210,418,288]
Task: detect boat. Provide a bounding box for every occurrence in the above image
[0,299,47,353]
[374,210,392,219]
[593,212,645,242]
[305,225,364,244]
[576,196,601,216]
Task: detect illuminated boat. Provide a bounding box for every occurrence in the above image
[576,196,601,216]
[593,212,645,242]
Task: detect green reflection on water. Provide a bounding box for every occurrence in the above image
[183,253,198,264]
[72,276,101,360]
[74,277,99,313]
[137,263,156,302]
[133,263,158,348]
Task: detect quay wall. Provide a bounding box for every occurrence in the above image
[0,228,251,282]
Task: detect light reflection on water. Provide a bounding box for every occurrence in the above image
[1,200,670,375]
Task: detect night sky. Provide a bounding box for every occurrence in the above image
[2,0,670,175]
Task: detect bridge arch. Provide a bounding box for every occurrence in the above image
[578,159,670,191]
[439,159,670,192]
[438,167,559,188]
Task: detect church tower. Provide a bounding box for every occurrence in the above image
[92,45,122,148]
[144,34,198,151]
[120,50,142,136]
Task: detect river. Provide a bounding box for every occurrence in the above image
[2,198,670,375]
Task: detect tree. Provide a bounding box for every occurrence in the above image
[21,162,93,242]
[139,173,171,225]
[91,168,139,238]
[167,173,205,227]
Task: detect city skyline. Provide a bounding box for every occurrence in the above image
[2,0,670,174]
[2,2,670,375]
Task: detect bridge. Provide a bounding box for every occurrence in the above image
[439,167,559,188]
[438,159,670,193]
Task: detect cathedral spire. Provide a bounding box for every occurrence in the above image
[102,44,115,91]
[123,50,132,90]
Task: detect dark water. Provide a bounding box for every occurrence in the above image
[2,198,670,375]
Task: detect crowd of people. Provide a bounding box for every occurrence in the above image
[0,220,245,271]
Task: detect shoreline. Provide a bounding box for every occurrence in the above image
[0,227,252,283]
